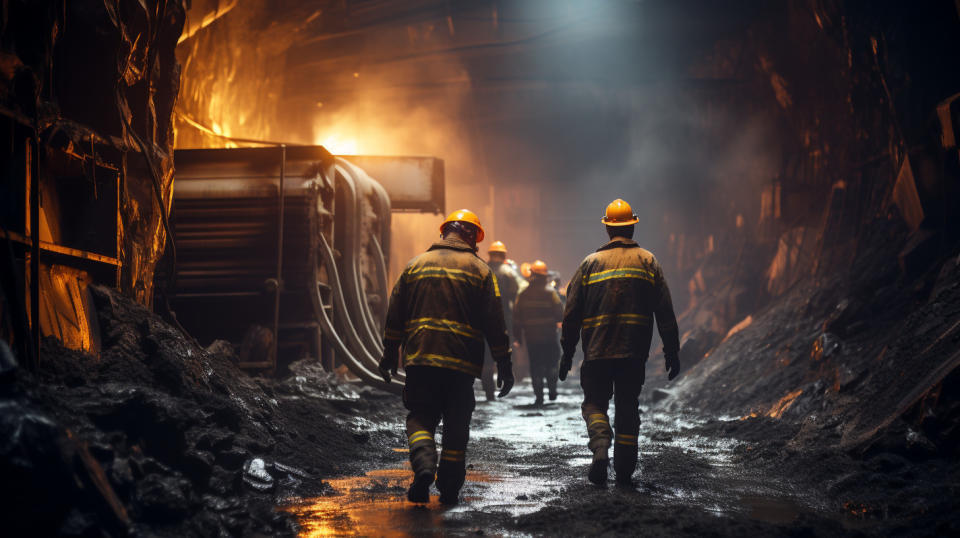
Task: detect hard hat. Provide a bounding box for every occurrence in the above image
[520,262,532,278]
[531,260,548,275]
[601,198,638,226]
[488,240,507,253]
[440,209,485,242]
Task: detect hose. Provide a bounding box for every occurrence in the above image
[312,279,401,394]
[318,232,405,382]
[334,161,386,354]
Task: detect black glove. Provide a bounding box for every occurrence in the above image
[496,359,514,397]
[665,352,680,381]
[558,352,573,381]
[378,349,398,384]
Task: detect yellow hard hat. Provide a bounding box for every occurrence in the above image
[440,209,485,242]
[531,260,548,275]
[488,240,507,253]
[601,198,638,226]
[520,262,532,278]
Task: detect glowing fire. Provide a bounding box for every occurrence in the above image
[316,133,359,155]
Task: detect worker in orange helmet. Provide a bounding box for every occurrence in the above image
[513,259,564,405]
[480,240,521,401]
[560,199,680,486]
[380,209,514,504]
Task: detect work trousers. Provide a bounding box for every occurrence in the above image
[404,366,476,496]
[480,345,496,400]
[580,358,645,478]
[527,339,559,401]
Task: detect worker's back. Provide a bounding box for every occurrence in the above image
[385,236,509,377]
[562,237,678,362]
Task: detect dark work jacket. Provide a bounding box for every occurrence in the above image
[514,277,563,345]
[488,260,520,334]
[561,238,680,362]
[383,237,511,377]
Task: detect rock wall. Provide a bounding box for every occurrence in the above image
[1,0,187,304]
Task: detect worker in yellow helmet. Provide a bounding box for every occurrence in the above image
[380,209,514,504]
[560,199,680,486]
[481,240,521,401]
[513,259,563,405]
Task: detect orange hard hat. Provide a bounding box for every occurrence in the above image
[520,262,532,278]
[488,240,507,253]
[440,209,485,242]
[601,198,638,226]
[531,260,548,275]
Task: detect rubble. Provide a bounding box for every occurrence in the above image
[1,285,403,535]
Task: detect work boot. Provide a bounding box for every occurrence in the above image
[534,396,544,406]
[407,470,434,503]
[548,391,558,401]
[438,490,459,505]
[588,446,609,485]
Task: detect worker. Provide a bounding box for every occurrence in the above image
[559,199,681,486]
[513,260,563,405]
[481,240,521,401]
[379,209,515,505]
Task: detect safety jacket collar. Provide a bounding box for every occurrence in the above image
[596,237,640,252]
[428,237,478,254]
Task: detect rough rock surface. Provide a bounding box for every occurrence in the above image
[1,285,403,536]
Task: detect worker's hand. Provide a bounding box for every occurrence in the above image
[558,352,573,381]
[496,359,514,398]
[378,353,398,384]
[665,353,680,381]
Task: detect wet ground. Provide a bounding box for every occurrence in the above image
[281,380,852,537]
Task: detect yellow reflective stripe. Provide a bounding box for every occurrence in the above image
[582,313,650,329]
[616,439,638,446]
[588,414,609,427]
[616,433,638,440]
[405,267,483,287]
[409,435,433,445]
[406,317,482,340]
[440,448,465,462]
[405,352,481,376]
[583,267,655,285]
[408,430,432,442]
[492,273,500,297]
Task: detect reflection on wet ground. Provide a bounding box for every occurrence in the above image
[282,380,824,536]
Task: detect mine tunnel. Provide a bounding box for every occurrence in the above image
[2,1,960,536]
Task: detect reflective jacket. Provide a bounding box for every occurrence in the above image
[383,237,511,377]
[514,277,563,344]
[561,238,679,362]
[488,260,520,333]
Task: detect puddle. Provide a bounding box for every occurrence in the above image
[281,465,561,537]
[740,495,803,524]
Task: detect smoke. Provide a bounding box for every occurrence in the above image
[174,0,786,295]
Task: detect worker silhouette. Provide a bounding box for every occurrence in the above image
[560,198,681,486]
[379,209,514,505]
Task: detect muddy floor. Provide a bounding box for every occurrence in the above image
[281,381,867,537]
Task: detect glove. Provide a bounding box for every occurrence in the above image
[496,359,514,398]
[665,352,680,381]
[378,349,398,384]
[558,352,573,381]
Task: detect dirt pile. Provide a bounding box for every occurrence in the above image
[644,217,960,534]
[0,285,402,536]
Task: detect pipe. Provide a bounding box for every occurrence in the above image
[333,161,385,355]
[312,277,401,394]
[318,232,404,382]
[272,145,286,371]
